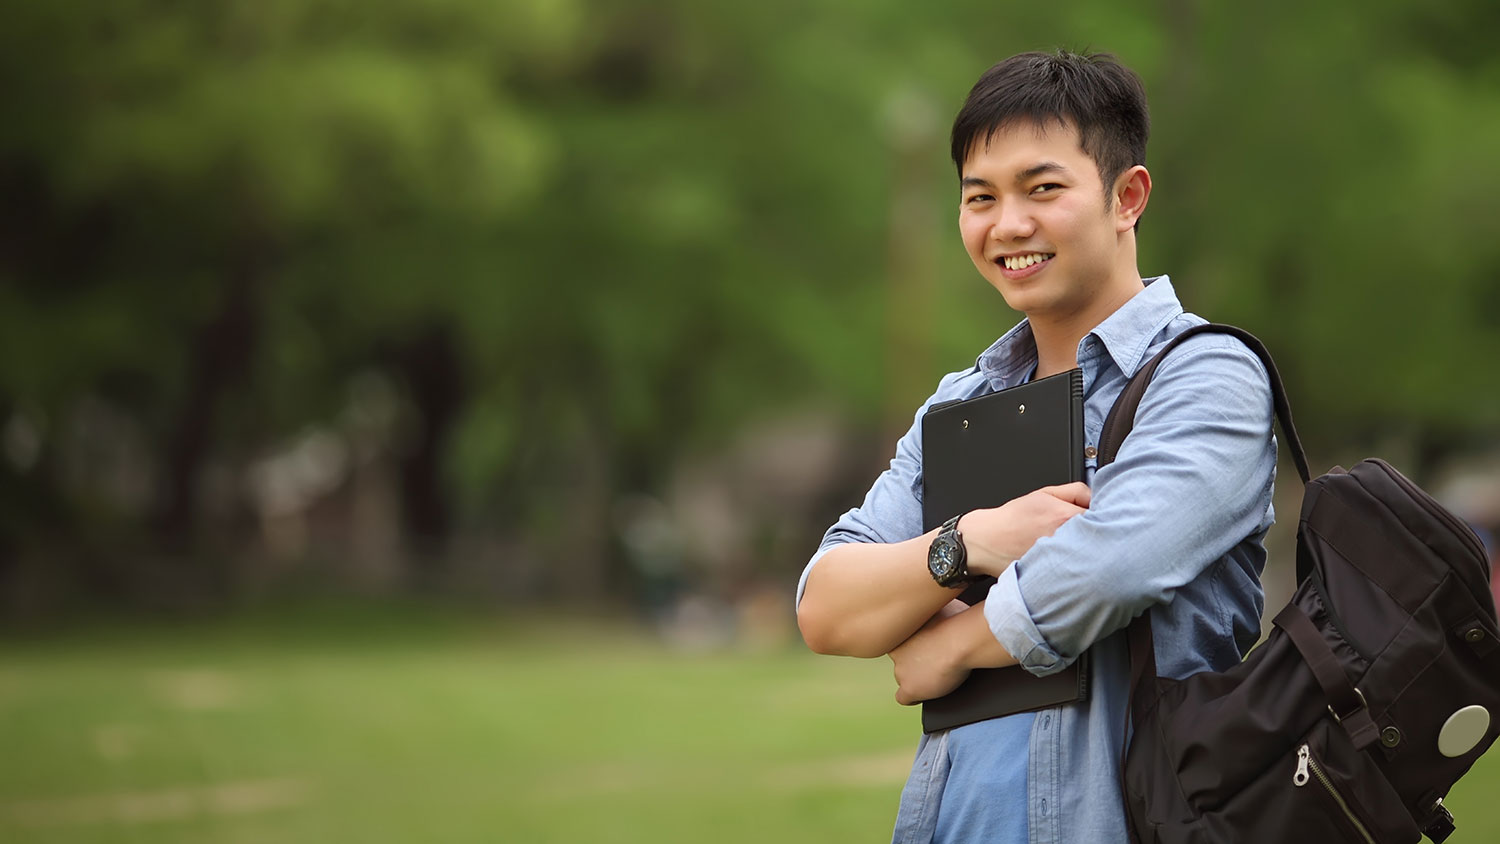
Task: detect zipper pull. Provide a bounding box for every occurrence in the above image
[1293,744,1311,787]
[1423,798,1456,843]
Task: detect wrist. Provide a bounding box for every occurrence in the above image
[952,512,1005,577]
[926,514,971,588]
[952,607,987,670]
[970,556,1015,580]
[955,601,1016,670]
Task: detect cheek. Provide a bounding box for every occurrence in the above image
[959,219,986,255]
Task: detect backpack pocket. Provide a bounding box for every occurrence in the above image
[1132,716,1424,844]
[1286,719,1423,843]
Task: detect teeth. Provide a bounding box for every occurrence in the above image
[1002,253,1052,270]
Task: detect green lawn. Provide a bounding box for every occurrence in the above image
[0,607,911,843]
[1,607,1497,843]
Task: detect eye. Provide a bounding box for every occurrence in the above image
[1030,183,1064,195]
[963,193,995,206]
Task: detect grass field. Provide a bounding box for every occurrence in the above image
[2,605,1498,843]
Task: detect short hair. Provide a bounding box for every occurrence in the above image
[950,50,1150,197]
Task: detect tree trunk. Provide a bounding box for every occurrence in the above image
[153,232,265,551]
[392,320,467,582]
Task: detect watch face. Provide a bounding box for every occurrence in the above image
[931,536,959,580]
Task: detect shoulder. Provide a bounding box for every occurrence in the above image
[898,349,1011,441]
[920,361,992,409]
[886,361,993,449]
[1127,318,1275,431]
[1150,316,1272,387]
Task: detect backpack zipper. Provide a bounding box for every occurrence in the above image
[1293,744,1376,844]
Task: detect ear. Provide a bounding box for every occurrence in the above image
[1113,165,1151,232]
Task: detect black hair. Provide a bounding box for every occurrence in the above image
[950,50,1150,199]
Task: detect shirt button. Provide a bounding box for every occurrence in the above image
[1085,446,1098,459]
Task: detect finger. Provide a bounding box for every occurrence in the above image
[1039,481,1091,508]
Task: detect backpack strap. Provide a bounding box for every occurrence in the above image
[1097,323,1310,836]
[1273,603,1381,751]
[1097,322,1310,484]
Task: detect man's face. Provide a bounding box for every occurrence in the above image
[958,121,1129,325]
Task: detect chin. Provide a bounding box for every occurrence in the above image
[988,282,1042,314]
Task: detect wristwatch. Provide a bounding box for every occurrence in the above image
[927,513,969,588]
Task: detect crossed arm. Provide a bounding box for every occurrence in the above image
[884,598,1013,704]
[796,340,1276,705]
[797,483,1092,703]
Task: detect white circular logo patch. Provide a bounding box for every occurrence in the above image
[1438,705,1491,758]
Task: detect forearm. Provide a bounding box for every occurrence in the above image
[797,530,960,658]
[889,600,1017,705]
[800,483,1092,659]
[947,600,1018,671]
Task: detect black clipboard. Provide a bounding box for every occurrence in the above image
[919,368,1090,733]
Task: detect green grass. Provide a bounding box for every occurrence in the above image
[1,606,1498,843]
[0,608,912,843]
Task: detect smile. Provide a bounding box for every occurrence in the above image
[998,252,1055,270]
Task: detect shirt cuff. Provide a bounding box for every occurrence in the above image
[984,562,1067,676]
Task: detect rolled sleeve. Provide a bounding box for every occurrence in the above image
[984,561,1063,673]
[983,337,1277,675]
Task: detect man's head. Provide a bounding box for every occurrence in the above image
[950,50,1149,208]
[952,51,1154,328]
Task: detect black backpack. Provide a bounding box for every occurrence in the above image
[1098,323,1499,843]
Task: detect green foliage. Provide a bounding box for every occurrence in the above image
[1,0,1497,581]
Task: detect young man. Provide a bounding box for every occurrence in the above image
[796,51,1278,843]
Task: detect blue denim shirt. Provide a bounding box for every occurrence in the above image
[797,277,1277,844]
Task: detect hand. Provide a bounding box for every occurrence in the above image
[888,613,972,705]
[960,482,1091,577]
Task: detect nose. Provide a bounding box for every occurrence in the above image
[989,200,1036,243]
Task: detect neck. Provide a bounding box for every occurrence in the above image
[1032,274,1145,379]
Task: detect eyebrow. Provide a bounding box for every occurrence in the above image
[1016,161,1070,182]
[960,161,1072,190]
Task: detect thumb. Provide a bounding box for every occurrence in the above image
[1040,481,1091,509]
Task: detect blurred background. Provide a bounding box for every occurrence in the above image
[2,0,1499,841]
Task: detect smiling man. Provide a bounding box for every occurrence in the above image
[795,51,1279,843]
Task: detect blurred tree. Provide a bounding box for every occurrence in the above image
[0,0,571,593]
[1138,0,1500,469]
[0,0,1496,610]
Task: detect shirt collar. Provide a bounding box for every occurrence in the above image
[1086,275,1185,377]
[975,275,1184,389]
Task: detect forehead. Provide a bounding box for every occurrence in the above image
[960,119,1098,181]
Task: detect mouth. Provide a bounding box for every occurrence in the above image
[993,252,1055,280]
[995,252,1055,271]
